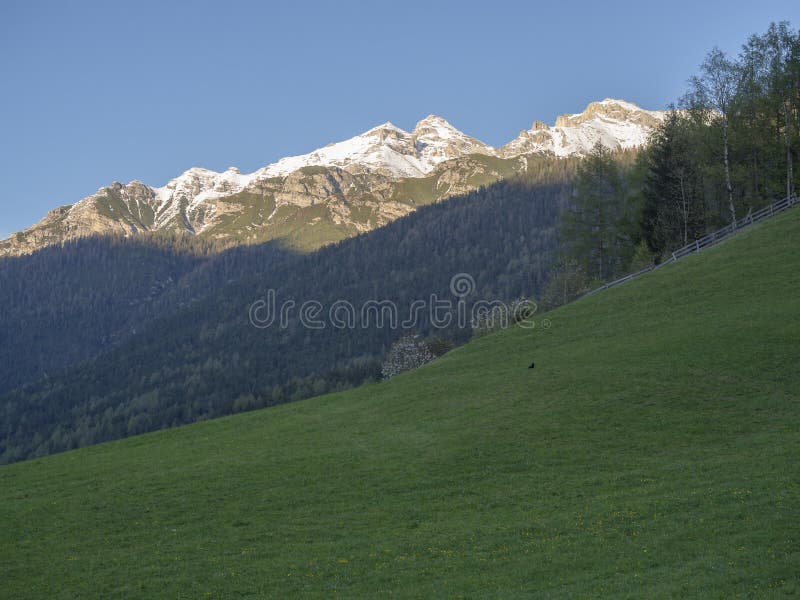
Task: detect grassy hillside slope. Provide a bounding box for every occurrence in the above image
[2,209,799,598]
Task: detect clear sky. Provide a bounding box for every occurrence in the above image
[0,0,797,237]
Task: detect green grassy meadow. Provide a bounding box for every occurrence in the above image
[1,209,799,598]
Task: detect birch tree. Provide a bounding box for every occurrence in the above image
[687,48,740,223]
[744,22,799,200]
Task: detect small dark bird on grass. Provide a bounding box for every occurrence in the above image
[528,361,535,369]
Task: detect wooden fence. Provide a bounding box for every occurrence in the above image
[583,195,798,298]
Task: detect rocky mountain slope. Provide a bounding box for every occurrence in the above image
[0,99,665,256]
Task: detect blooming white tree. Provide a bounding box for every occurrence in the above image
[471,298,536,337]
[381,336,435,380]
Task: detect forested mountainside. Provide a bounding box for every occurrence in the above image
[0,155,583,401]
[3,21,796,465]
[0,167,577,464]
[3,189,798,599]
[0,237,209,395]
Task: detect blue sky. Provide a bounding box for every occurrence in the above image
[0,0,797,237]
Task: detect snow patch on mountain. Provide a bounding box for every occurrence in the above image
[256,116,493,179]
[151,167,256,230]
[500,99,666,157]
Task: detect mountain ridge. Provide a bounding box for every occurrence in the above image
[1,99,665,256]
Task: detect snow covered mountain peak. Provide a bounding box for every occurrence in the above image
[412,114,459,141]
[1,98,668,256]
[364,121,404,135]
[413,114,456,130]
[256,115,493,180]
[250,99,664,180]
[501,98,666,158]
[149,165,256,229]
[411,114,496,164]
[554,98,664,128]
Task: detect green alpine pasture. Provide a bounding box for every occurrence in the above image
[2,209,799,598]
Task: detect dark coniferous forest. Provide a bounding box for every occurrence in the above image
[0,168,575,463]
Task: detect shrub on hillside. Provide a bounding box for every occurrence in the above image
[471,298,537,337]
[381,336,435,380]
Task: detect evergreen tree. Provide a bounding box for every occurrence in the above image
[641,110,706,256]
[561,143,630,280]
